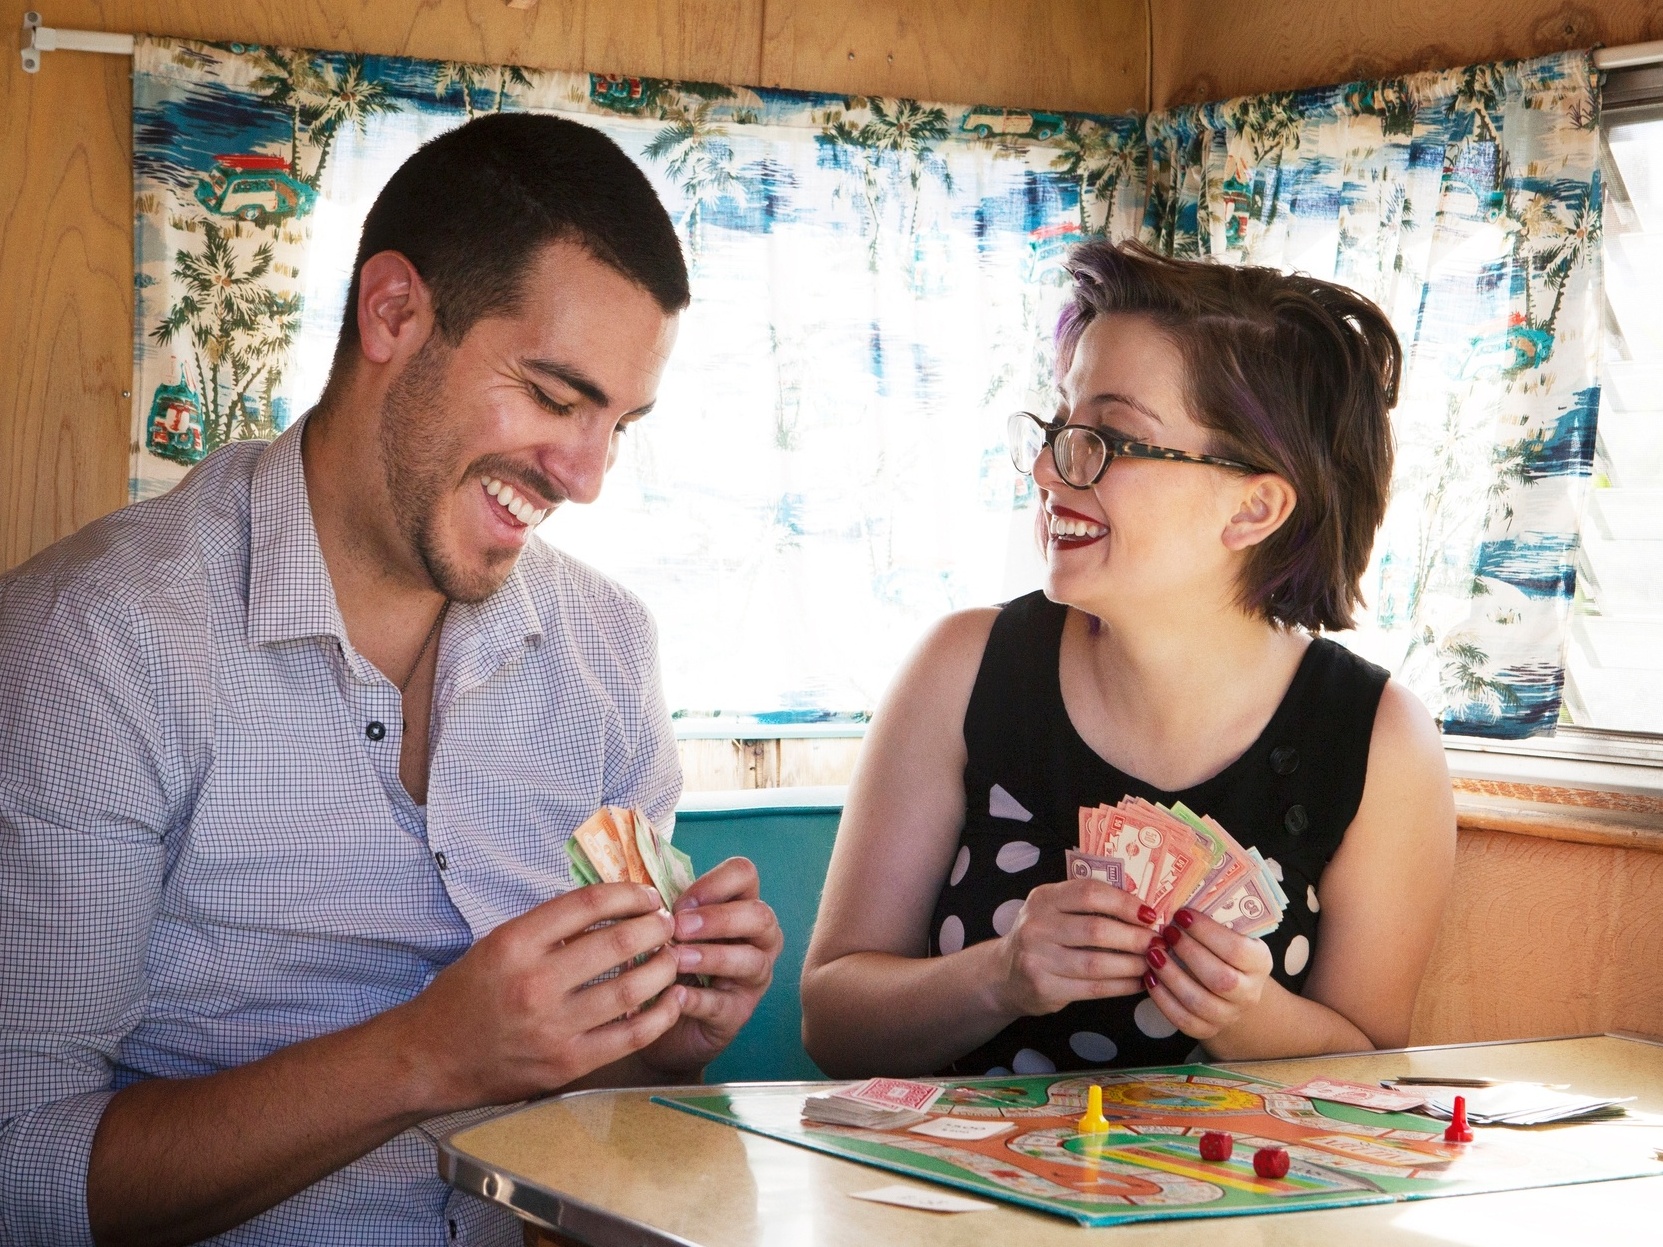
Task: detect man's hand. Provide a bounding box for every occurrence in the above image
[391,881,687,1110]
[639,856,783,1077]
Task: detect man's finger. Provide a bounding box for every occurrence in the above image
[674,940,774,987]
[672,897,779,946]
[555,911,676,990]
[563,947,681,1032]
[572,983,686,1069]
[510,882,665,949]
[673,856,760,912]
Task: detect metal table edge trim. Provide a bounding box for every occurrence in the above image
[435,1033,1661,1241]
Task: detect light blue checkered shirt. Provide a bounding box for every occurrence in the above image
[0,422,682,1246]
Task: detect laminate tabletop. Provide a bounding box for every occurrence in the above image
[440,1034,1663,1247]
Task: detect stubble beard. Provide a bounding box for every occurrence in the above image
[378,340,518,604]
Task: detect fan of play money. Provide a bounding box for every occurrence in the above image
[566,806,697,905]
[1067,798,1287,935]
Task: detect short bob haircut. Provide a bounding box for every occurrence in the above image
[1055,240,1400,633]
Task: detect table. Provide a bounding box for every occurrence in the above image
[438,1034,1663,1246]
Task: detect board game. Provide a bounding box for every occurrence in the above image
[654,1065,1663,1227]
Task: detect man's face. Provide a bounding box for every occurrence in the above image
[379,240,679,602]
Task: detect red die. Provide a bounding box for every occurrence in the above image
[1252,1146,1291,1179]
[1198,1131,1233,1162]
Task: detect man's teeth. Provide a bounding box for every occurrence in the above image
[482,476,546,526]
[1047,513,1108,539]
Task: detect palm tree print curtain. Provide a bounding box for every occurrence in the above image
[130,37,1601,736]
[1140,53,1603,736]
[131,37,1143,725]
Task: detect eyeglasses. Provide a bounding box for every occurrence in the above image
[1006,410,1265,490]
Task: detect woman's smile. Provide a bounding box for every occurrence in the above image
[1045,502,1109,549]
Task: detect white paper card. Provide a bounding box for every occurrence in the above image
[906,1117,1016,1141]
[851,1185,995,1214]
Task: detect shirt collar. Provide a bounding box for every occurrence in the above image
[247,419,349,648]
[247,418,546,671]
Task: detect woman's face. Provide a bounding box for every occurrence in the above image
[1037,313,1250,621]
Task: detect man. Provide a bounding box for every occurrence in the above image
[0,114,782,1246]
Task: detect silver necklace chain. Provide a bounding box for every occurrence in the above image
[399,601,448,695]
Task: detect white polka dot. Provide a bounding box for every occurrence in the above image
[991,898,1024,936]
[995,840,1042,873]
[1264,857,1284,882]
[939,915,965,954]
[950,846,970,886]
[984,1066,1011,1076]
[1284,933,1311,976]
[1306,884,1320,913]
[1134,996,1179,1039]
[1068,1031,1119,1064]
[1012,1048,1056,1075]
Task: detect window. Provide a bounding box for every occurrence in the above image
[1561,85,1663,736]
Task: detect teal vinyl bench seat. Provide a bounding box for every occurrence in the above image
[671,787,844,1083]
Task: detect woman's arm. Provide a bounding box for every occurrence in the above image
[800,609,1156,1077]
[800,609,1011,1076]
[1165,678,1456,1060]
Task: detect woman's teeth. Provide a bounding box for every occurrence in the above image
[482,476,547,527]
[1047,513,1108,539]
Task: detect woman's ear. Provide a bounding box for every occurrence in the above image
[1222,475,1297,551]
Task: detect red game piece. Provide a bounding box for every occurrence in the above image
[1444,1094,1474,1144]
[1252,1146,1290,1179]
[1198,1131,1233,1162]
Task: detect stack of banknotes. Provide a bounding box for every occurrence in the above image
[802,1078,944,1130]
[1065,797,1286,936]
[566,806,697,907]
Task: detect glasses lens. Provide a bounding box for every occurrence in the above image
[1052,427,1107,488]
[1007,413,1046,475]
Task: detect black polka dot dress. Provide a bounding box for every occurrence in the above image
[929,591,1388,1077]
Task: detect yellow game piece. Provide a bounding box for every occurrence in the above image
[1077,1085,1110,1134]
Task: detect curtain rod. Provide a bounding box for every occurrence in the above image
[19,11,1663,77]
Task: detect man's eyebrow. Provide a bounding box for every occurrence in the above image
[523,358,610,408]
[1083,391,1164,426]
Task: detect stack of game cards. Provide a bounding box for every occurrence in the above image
[566,806,697,907]
[802,1078,944,1130]
[1066,797,1287,935]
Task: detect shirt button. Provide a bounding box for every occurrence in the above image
[448,1217,458,1240]
[1284,804,1310,836]
[365,721,386,741]
[1270,745,1299,775]
[434,850,449,871]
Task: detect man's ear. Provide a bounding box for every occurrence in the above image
[1222,474,1297,551]
[355,250,435,366]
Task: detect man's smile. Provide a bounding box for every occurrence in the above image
[482,474,551,528]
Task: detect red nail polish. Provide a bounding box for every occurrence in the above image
[1146,944,1167,969]
[1143,970,1158,991]
[1175,908,1196,929]
[1162,924,1181,948]
[1137,904,1159,925]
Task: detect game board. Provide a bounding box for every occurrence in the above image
[654,1065,1663,1227]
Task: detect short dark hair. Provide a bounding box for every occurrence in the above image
[334,113,689,362]
[1057,240,1400,633]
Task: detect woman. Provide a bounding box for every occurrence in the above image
[800,241,1455,1078]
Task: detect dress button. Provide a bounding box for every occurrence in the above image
[364,721,386,741]
[1270,745,1299,775]
[434,850,449,871]
[1284,804,1310,836]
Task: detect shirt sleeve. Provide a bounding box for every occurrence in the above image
[0,574,175,1247]
[604,597,683,840]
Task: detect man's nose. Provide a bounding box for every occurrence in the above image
[554,424,619,505]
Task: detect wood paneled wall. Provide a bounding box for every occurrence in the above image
[0,0,1146,571]
[1154,0,1663,107]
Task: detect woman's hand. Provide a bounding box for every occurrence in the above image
[1141,907,1275,1040]
[991,878,1158,1019]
